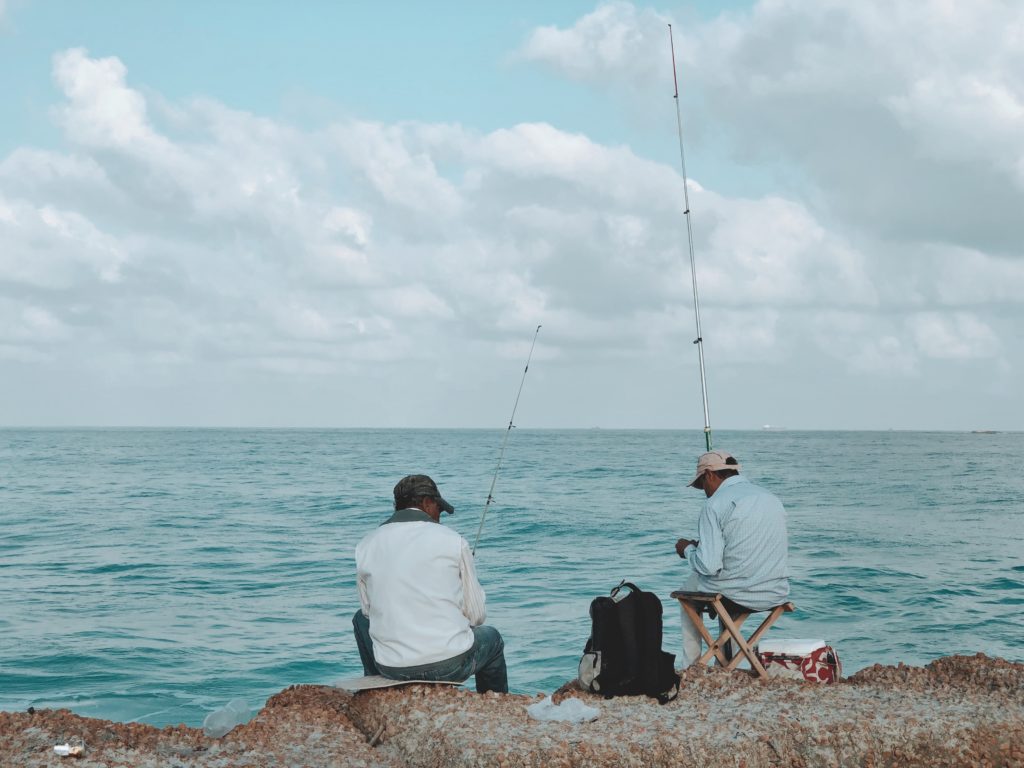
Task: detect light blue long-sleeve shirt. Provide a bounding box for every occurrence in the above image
[683,475,789,611]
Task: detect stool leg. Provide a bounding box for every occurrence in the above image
[725,606,786,674]
[744,606,785,650]
[718,611,769,677]
[679,601,729,667]
[720,613,749,666]
[704,626,734,667]
[702,599,734,667]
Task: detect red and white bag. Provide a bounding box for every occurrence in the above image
[756,639,842,683]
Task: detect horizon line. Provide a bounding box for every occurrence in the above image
[0,425,1018,433]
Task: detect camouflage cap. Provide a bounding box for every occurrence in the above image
[393,474,455,515]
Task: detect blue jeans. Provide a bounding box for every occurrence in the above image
[352,610,508,694]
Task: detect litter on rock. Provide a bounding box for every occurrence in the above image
[53,742,85,757]
[526,695,600,723]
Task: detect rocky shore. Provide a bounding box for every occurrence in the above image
[2,654,1022,767]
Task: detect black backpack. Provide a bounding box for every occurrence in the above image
[578,581,680,704]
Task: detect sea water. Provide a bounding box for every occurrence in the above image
[0,428,1021,727]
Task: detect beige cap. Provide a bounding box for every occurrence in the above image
[688,450,741,488]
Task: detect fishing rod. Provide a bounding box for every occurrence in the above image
[668,23,713,452]
[472,324,541,555]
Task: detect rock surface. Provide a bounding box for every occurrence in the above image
[1,654,1021,767]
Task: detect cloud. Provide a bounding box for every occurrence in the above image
[517,1,669,86]
[695,1,1024,254]
[53,48,155,149]
[519,2,1024,251]
[2,33,1021,428]
[329,121,463,219]
[908,312,1001,360]
[0,194,126,288]
[694,188,878,309]
[508,1,1024,420]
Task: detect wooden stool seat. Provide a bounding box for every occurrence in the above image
[670,590,795,678]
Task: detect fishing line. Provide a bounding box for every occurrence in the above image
[668,24,713,452]
[472,324,541,555]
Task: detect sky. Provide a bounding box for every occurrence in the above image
[1,0,1022,430]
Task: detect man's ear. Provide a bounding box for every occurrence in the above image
[421,497,441,521]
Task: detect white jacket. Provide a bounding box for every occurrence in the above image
[355,509,487,668]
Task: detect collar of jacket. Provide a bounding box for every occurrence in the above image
[380,508,436,526]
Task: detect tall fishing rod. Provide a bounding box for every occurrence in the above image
[668,23,713,452]
[472,324,541,555]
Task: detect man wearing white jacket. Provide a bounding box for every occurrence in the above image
[353,474,508,693]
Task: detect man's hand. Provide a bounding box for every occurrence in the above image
[675,538,698,558]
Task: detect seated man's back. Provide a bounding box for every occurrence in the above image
[357,511,479,667]
[690,474,788,612]
[352,474,507,693]
[675,451,790,666]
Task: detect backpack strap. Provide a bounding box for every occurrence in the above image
[656,669,680,705]
[609,580,641,599]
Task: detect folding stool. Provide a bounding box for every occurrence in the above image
[670,590,795,678]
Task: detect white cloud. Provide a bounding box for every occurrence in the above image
[323,207,371,247]
[0,302,68,344]
[53,48,155,149]
[800,310,916,376]
[921,245,1024,305]
[329,121,463,218]
[0,195,126,287]
[687,0,1024,252]
[0,148,109,190]
[850,335,917,377]
[519,1,1024,251]
[517,1,669,85]
[908,312,1001,360]
[505,1,1024,425]
[694,188,878,309]
[2,34,1022,429]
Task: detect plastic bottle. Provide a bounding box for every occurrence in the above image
[202,698,251,738]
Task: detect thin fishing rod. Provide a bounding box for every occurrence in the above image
[668,24,712,452]
[472,324,541,555]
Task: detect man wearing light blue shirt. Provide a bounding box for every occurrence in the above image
[675,451,789,667]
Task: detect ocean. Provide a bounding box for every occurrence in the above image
[1,428,1021,728]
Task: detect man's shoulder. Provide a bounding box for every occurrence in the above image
[723,475,771,493]
[711,475,750,500]
[734,481,786,515]
[359,519,465,547]
[715,477,782,505]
